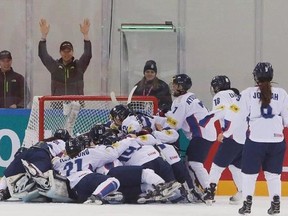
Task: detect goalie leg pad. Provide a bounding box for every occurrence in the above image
[38,170,75,203]
[6,173,36,199]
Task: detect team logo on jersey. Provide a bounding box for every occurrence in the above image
[138,135,148,141]
[112,142,120,148]
[164,130,173,135]
[215,105,225,110]
[167,116,177,127]
[274,133,283,138]
[229,104,239,113]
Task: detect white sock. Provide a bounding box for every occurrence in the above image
[242,173,258,198]
[0,177,7,190]
[264,171,281,201]
[141,183,154,193]
[92,177,120,198]
[189,161,209,189]
[228,165,242,192]
[141,168,164,185]
[209,163,225,185]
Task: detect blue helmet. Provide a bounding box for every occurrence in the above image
[89,124,106,144]
[98,131,120,146]
[253,62,273,83]
[172,74,192,96]
[211,75,231,93]
[65,137,85,158]
[54,129,71,142]
[110,105,131,123]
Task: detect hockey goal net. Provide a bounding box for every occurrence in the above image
[22,95,158,147]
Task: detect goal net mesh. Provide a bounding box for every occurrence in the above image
[22,95,158,147]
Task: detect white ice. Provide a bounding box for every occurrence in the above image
[1,196,287,216]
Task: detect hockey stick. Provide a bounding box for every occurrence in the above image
[110,91,119,106]
[127,85,137,105]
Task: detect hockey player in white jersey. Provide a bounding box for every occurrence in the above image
[164,74,218,204]
[203,75,247,204]
[52,135,134,204]
[89,124,181,204]
[221,62,288,215]
[121,115,205,203]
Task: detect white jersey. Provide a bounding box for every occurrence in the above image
[223,86,288,143]
[211,89,247,144]
[118,134,160,166]
[165,92,217,141]
[121,115,156,134]
[47,139,66,157]
[152,129,179,144]
[53,137,134,188]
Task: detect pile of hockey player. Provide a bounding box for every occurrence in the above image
[0,104,206,204]
[1,69,283,216]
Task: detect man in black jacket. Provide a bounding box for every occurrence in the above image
[0,50,30,108]
[38,18,92,95]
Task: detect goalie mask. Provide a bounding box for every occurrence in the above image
[253,62,273,83]
[54,129,71,142]
[210,75,231,94]
[171,74,192,97]
[65,137,85,158]
[109,105,131,126]
[89,124,106,144]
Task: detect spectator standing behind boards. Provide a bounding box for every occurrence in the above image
[38,18,92,95]
[133,60,172,113]
[0,50,30,108]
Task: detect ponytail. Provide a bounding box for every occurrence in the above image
[258,81,272,107]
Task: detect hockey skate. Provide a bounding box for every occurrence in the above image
[238,195,252,215]
[203,183,216,205]
[229,191,242,205]
[154,180,181,197]
[137,190,160,204]
[267,195,280,215]
[84,194,103,205]
[0,189,11,201]
[21,160,50,191]
[137,181,181,204]
[180,183,205,204]
[103,191,124,204]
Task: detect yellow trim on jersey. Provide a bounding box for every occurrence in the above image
[138,135,148,141]
[229,104,240,113]
[164,130,173,135]
[112,142,120,148]
[215,105,225,110]
[127,125,134,133]
[167,116,177,127]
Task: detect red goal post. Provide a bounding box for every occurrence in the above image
[22,95,158,147]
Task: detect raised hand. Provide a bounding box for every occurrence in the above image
[80,18,90,40]
[39,18,50,39]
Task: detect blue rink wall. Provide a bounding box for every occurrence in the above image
[0,109,30,176]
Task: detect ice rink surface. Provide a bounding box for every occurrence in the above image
[1,196,287,216]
